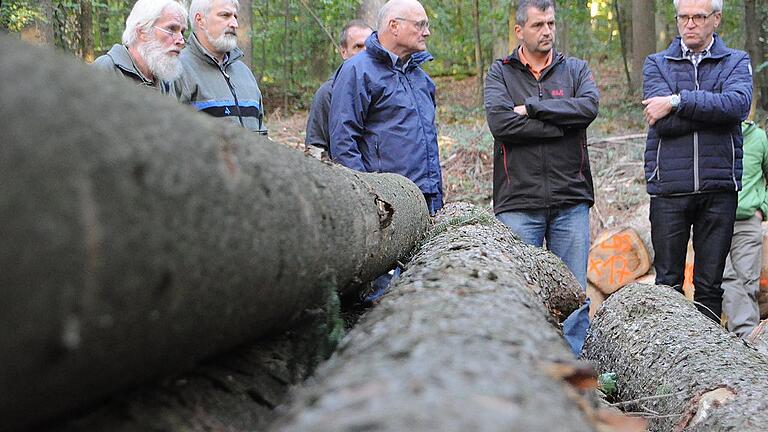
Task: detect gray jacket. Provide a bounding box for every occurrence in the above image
[175,34,267,134]
[305,77,332,150]
[91,44,173,94]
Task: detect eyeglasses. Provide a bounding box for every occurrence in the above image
[394,17,430,30]
[675,11,716,26]
[153,25,185,40]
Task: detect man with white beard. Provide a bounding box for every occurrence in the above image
[175,0,267,133]
[92,0,186,94]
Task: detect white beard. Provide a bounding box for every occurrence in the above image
[205,28,238,53]
[139,38,183,82]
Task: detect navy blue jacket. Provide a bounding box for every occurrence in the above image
[643,35,752,195]
[329,32,443,207]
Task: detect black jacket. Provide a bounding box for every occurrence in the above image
[484,48,599,214]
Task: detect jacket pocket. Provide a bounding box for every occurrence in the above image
[374,136,383,173]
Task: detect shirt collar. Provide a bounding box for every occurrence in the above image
[681,36,715,56]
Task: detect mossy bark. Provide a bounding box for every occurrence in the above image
[0,35,429,430]
[267,203,597,432]
[584,283,768,431]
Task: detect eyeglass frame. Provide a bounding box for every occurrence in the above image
[153,25,185,40]
[675,11,717,26]
[393,17,430,31]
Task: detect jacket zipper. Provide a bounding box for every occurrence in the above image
[537,78,550,206]
[731,134,738,190]
[221,67,245,128]
[692,59,700,192]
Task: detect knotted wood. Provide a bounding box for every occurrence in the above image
[267,203,596,432]
[0,35,429,430]
[584,283,768,432]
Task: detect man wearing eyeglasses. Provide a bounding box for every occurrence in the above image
[642,0,752,326]
[92,0,187,94]
[329,0,443,216]
[175,0,267,134]
[484,0,598,356]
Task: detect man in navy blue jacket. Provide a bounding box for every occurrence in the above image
[642,0,752,323]
[329,0,443,215]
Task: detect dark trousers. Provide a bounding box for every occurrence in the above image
[650,192,738,322]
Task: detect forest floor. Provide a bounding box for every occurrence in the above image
[266,58,650,240]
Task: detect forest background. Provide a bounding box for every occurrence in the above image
[2,0,768,211]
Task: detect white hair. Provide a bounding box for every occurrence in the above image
[673,0,723,12]
[376,0,419,32]
[122,0,188,46]
[189,0,240,32]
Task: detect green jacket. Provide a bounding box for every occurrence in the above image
[91,44,173,94]
[736,121,768,220]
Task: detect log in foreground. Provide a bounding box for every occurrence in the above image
[267,203,598,432]
[0,35,429,430]
[584,283,768,431]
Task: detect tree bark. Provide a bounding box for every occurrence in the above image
[744,0,767,112]
[584,283,768,432]
[48,291,343,432]
[79,0,94,61]
[357,0,386,29]
[267,203,595,432]
[0,35,430,431]
[472,0,483,104]
[237,0,253,69]
[631,0,655,94]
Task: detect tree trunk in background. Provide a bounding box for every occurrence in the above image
[357,0,386,29]
[613,0,632,90]
[745,0,767,112]
[0,35,431,431]
[268,203,599,432]
[20,0,54,46]
[79,0,94,62]
[472,0,483,103]
[237,0,254,69]
[584,283,768,431]
[631,0,655,94]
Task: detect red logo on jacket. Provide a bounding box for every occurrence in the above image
[551,89,565,97]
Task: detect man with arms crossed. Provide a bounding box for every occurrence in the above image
[484,0,599,355]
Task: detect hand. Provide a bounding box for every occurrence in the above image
[641,96,673,126]
[757,209,764,220]
[513,105,528,116]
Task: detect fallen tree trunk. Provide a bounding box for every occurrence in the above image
[49,291,342,432]
[0,35,429,430]
[266,203,601,431]
[584,283,768,431]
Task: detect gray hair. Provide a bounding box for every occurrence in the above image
[339,20,372,48]
[122,0,188,45]
[376,0,418,32]
[515,0,555,26]
[673,0,723,12]
[189,0,240,31]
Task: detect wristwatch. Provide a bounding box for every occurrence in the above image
[669,94,681,111]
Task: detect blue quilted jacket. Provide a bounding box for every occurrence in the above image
[643,35,752,195]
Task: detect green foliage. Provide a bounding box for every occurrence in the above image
[0,0,41,32]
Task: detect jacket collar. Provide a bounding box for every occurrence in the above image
[503,46,564,78]
[107,44,153,84]
[663,33,730,60]
[188,33,244,67]
[364,32,433,70]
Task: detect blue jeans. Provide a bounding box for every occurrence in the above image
[497,203,591,356]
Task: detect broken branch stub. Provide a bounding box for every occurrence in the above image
[0,35,429,430]
[584,283,768,431]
